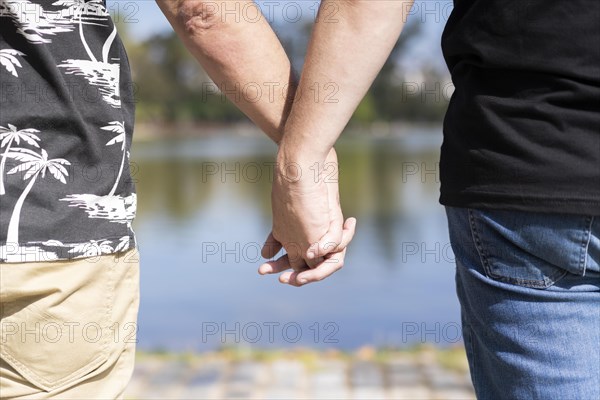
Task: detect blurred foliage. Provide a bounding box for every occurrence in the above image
[121,25,245,124]
[118,17,449,126]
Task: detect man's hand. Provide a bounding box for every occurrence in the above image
[156,0,412,283]
[157,0,357,283]
[256,0,412,284]
[259,148,356,286]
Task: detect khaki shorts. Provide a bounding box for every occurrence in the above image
[0,249,140,399]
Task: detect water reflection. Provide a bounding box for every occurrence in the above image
[131,131,460,351]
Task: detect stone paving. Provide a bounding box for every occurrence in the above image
[125,348,475,399]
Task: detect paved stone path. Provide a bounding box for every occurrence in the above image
[125,349,475,399]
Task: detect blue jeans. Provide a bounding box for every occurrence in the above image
[446,207,600,400]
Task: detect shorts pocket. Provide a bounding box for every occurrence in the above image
[467,208,591,289]
[0,257,115,392]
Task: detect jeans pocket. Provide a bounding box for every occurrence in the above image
[467,208,591,289]
[0,260,114,392]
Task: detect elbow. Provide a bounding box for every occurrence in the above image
[176,0,221,37]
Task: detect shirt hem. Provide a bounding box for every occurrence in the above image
[0,234,137,264]
[440,191,600,216]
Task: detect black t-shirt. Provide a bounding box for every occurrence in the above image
[0,0,136,262]
[440,0,600,215]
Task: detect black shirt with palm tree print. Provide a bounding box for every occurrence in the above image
[0,0,136,262]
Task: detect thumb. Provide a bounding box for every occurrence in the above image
[261,231,282,259]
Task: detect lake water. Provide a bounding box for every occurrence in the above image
[131,129,462,351]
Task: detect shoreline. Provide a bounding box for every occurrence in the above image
[131,121,444,144]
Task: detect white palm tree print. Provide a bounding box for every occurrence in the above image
[5,148,70,245]
[0,124,41,195]
[0,0,74,44]
[102,121,126,196]
[114,236,130,252]
[0,49,25,77]
[55,0,120,107]
[68,239,113,257]
[52,0,108,62]
[1,1,136,262]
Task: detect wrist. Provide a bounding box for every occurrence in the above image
[278,134,330,165]
[276,141,336,188]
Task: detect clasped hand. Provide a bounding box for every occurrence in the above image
[259,148,356,286]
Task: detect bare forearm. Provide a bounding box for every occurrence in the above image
[156,0,295,143]
[280,0,414,160]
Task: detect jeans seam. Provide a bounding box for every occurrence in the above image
[467,209,492,276]
[462,317,477,395]
[580,216,594,277]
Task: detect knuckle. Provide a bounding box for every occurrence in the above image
[322,241,338,253]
